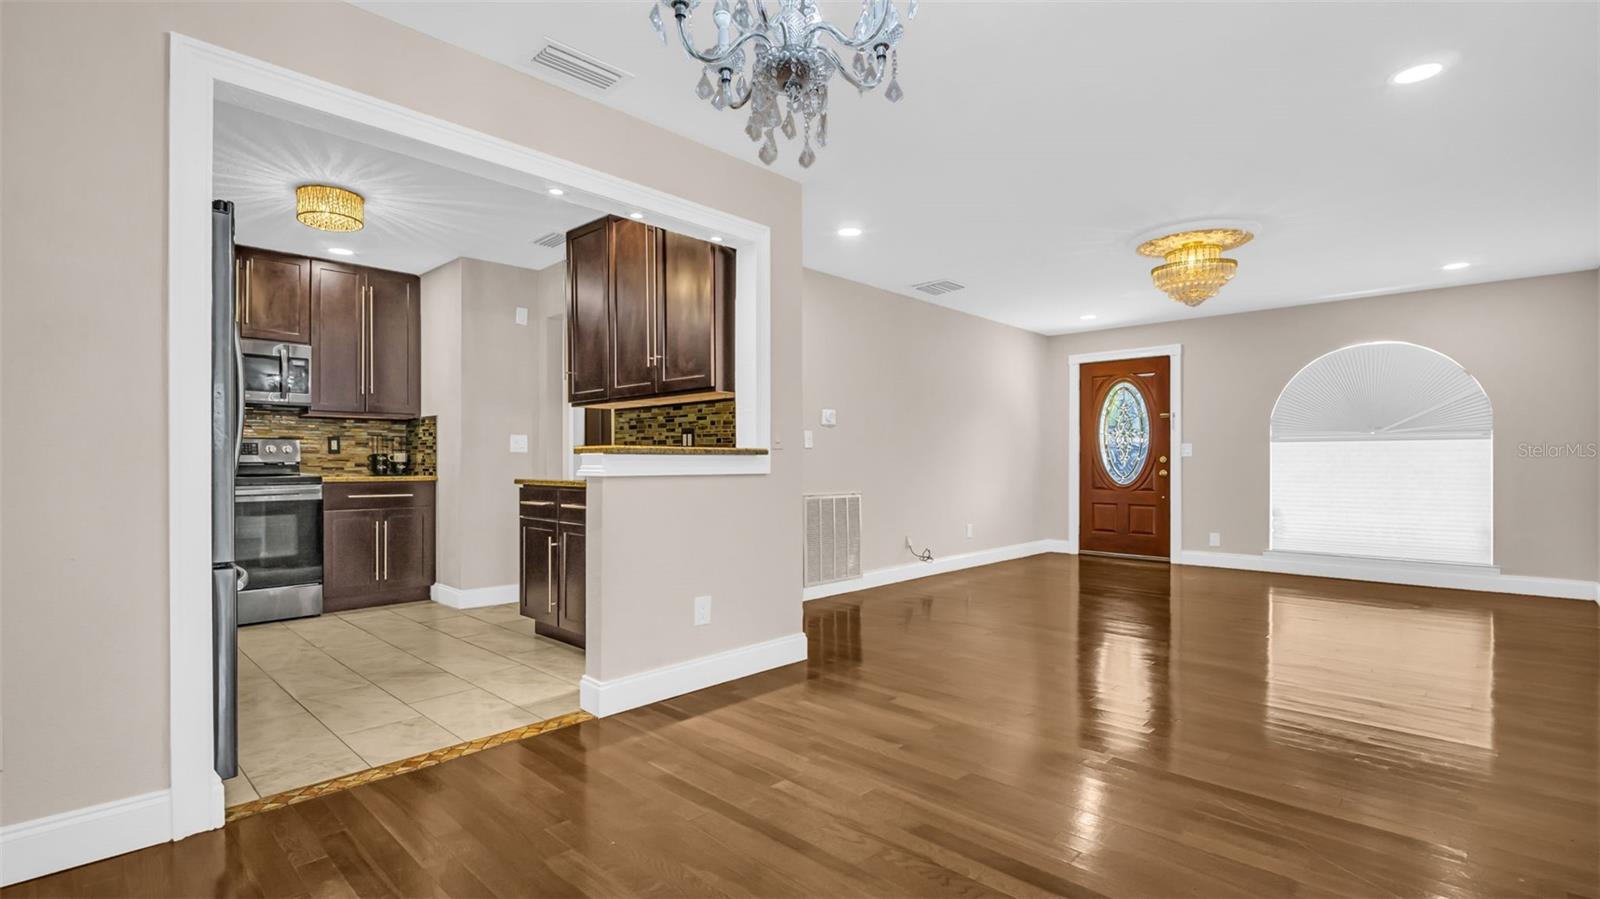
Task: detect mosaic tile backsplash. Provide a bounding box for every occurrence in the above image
[611,398,736,447]
[243,409,438,476]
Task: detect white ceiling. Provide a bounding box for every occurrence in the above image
[214,100,605,274]
[353,1,1598,334]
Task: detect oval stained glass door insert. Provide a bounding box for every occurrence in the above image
[1098,380,1151,486]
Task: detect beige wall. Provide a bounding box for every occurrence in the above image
[0,0,800,826]
[1045,270,1600,581]
[801,270,1053,571]
[420,260,465,586]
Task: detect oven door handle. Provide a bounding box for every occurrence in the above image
[234,563,250,591]
[234,489,323,503]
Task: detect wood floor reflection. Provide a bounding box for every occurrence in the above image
[15,555,1598,897]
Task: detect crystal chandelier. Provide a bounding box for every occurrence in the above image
[650,0,913,168]
[1136,228,1254,306]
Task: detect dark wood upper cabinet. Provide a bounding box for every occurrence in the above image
[365,268,420,416]
[308,258,420,420]
[566,216,734,408]
[658,230,717,394]
[309,260,364,415]
[608,218,658,400]
[566,220,612,405]
[237,247,312,344]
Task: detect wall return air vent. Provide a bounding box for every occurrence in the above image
[912,279,966,296]
[530,40,632,92]
[804,493,862,588]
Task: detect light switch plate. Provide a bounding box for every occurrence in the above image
[821,408,837,426]
[1181,443,1194,457]
[693,595,712,626]
[1209,532,1221,547]
[514,306,528,325]
[509,434,529,453]
[803,430,814,448]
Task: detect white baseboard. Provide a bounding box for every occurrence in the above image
[580,632,807,718]
[0,790,171,887]
[1179,550,1600,602]
[802,539,1073,601]
[430,582,518,609]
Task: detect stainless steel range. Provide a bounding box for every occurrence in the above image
[235,437,323,625]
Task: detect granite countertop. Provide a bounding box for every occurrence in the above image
[321,474,438,483]
[514,478,587,488]
[573,445,770,456]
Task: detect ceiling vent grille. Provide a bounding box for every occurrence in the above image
[530,40,631,91]
[533,232,565,249]
[912,279,966,296]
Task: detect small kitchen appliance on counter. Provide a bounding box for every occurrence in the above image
[235,437,323,625]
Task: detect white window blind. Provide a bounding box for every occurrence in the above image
[1269,342,1493,566]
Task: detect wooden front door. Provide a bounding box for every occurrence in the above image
[1080,356,1171,558]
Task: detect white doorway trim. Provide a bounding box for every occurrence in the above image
[1065,344,1184,557]
[168,33,773,843]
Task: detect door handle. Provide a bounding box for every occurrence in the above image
[367,287,376,392]
[383,519,390,580]
[277,344,289,401]
[1158,469,1168,477]
[348,492,414,499]
[546,537,556,612]
[243,258,253,324]
[558,533,567,615]
[1159,456,1168,464]
[373,519,380,580]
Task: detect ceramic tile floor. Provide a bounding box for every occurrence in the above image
[223,601,582,804]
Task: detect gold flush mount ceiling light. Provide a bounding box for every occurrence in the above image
[1137,227,1253,306]
[295,184,364,232]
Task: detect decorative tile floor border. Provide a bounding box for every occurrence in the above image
[225,710,593,822]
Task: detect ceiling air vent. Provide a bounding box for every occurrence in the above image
[530,40,632,91]
[533,232,565,249]
[912,279,966,297]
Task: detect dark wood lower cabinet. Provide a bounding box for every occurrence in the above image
[323,481,435,612]
[518,485,585,647]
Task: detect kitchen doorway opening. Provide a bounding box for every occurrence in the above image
[171,34,773,838]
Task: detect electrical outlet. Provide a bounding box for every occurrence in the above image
[509,434,529,453]
[820,408,837,427]
[965,523,974,539]
[1181,443,1194,457]
[327,436,341,453]
[804,429,814,448]
[1209,532,1221,547]
[514,306,529,325]
[693,595,712,626]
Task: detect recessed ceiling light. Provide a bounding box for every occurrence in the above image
[1080,313,1097,321]
[836,226,863,238]
[547,187,565,196]
[709,235,723,243]
[327,247,354,256]
[1389,62,1444,85]
[629,211,645,219]
[1441,261,1471,271]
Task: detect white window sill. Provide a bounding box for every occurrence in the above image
[1264,550,1499,576]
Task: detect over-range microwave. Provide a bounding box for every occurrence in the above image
[240,338,311,407]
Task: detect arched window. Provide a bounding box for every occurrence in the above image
[1269,341,1493,565]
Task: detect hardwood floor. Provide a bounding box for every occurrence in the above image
[14,555,1598,897]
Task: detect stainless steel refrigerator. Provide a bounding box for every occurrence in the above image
[212,200,243,780]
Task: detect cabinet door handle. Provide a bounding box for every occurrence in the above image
[372,519,380,580]
[558,534,567,616]
[357,284,366,396]
[546,537,556,612]
[520,500,554,507]
[383,519,390,580]
[347,492,414,499]
[559,503,586,511]
[367,287,376,391]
